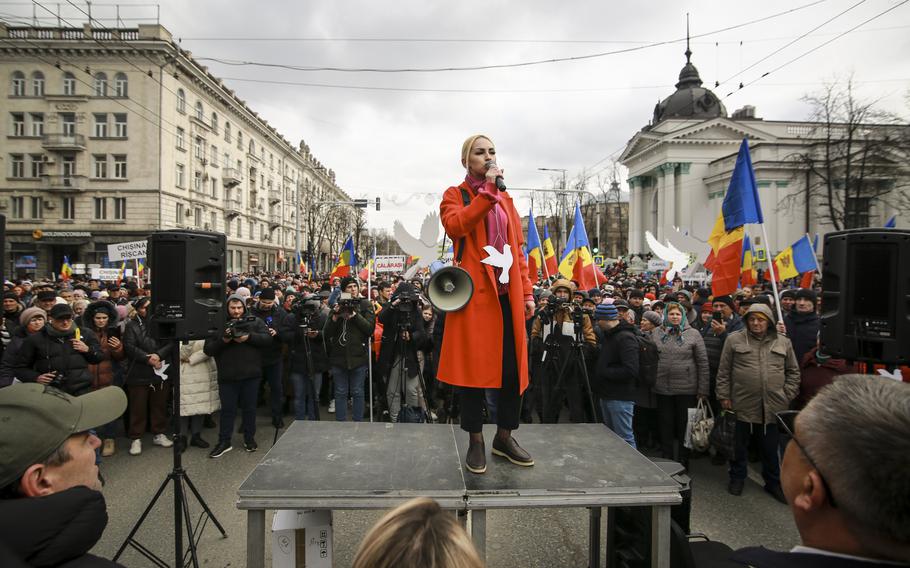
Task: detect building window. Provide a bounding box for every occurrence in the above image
[846,197,871,228]
[210,145,218,166]
[10,154,25,178]
[194,207,202,227]
[210,177,217,197]
[114,197,126,220]
[31,71,44,96]
[249,221,255,240]
[211,112,218,134]
[209,211,216,231]
[93,154,108,178]
[176,163,185,188]
[11,196,24,219]
[29,154,44,178]
[61,113,76,135]
[223,152,230,169]
[224,122,231,142]
[249,139,255,155]
[93,113,107,137]
[62,196,75,220]
[11,113,24,136]
[195,101,204,121]
[93,72,107,97]
[236,216,242,238]
[176,127,185,150]
[113,114,127,137]
[63,72,76,95]
[94,197,107,220]
[194,137,204,160]
[113,73,128,97]
[30,113,44,137]
[237,131,243,151]
[113,155,127,178]
[175,202,184,223]
[30,196,42,219]
[11,71,25,96]
[176,89,186,113]
[194,171,202,192]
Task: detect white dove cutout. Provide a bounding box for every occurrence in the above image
[876,368,903,382]
[153,360,170,382]
[481,244,513,284]
[645,231,694,281]
[393,212,442,280]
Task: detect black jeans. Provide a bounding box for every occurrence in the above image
[730,421,781,486]
[656,393,697,467]
[460,295,521,434]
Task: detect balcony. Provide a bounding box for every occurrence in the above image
[268,213,282,227]
[222,167,242,187]
[42,174,85,192]
[268,188,281,204]
[224,197,242,218]
[42,133,86,152]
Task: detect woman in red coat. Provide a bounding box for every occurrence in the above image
[439,134,535,474]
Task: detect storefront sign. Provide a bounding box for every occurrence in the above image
[248,253,260,264]
[107,240,148,262]
[375,255,406,273]
[33,230,92,239]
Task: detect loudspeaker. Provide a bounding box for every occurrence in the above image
[426,265,474,312]
[820,228,910,365]
[149,230,226,340]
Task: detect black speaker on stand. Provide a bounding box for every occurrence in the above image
[115,230,228,567]
[820,228,910,366]
[0,214,6,286]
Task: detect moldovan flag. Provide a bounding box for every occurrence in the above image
[358,257,374,282]
[542,224,558,277]
[740,235,757,287]
[60,256,73,281]
[296,251,306,275]
[558,204,598,290]
[526,209,544,279]
[115,261,127,286]
[329,237,358,279]
[773,234,816,281]
[884,215,897,228]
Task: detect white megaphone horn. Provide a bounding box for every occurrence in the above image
[426,261,474,312]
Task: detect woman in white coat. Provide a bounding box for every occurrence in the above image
[179,339,220,450]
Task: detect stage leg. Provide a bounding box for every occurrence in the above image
[651,505,670,568]
[471,509,487,561]
[588,506,602,568]
[247,509,266,568]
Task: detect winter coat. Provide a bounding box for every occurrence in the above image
[593,321,640,401]
[322,298,374,370]
[438,180,534,391]
[0,326,39,387]
[9,325,103,396]
[3,303,24,337]
[280,305,330,375]
[122,315,173,386]
[795,347,856,410]
[83,302,125,390]
[716,304,801,425]
[783,310,820,364]
[179,340,220,416]
[650,323,709,397]
[376,296,429,380]
[203,303,272,382]
[248,303,288,365]
[0,485,123,567]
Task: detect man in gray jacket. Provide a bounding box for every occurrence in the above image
[716,303,800,502]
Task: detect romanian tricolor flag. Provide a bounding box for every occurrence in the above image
[774,234,817,281]
[136,258,145,276]
[330,237,358,279]
[60,256,73,281]
[115,261,127,286]
[740,235,757,287]
[296,251,306,275]
[542,224,558,277]
[358,257,374,282]
[558,204,598,290]
[526,209,544,280]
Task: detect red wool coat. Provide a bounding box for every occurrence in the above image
[437,181,533,392]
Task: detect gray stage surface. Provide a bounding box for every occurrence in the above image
[238,421,681,568]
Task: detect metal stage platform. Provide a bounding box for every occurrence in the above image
[237,422,681,567]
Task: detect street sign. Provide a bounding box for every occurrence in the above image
[108,240,147,262]
[593,255,605,267]
[648,259,671,271]
[91,268,134,281]
[374,255,406,273]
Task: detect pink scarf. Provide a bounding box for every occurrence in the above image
[466,174,509,294]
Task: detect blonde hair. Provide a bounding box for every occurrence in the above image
[352,498,484,568]
[460,134,493,168]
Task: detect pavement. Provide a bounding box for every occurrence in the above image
[91,408,799,567]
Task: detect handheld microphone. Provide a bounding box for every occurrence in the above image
[485,160,507,191]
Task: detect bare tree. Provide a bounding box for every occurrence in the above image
[781,76,910,231]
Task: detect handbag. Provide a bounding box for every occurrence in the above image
[690,398,714,452]
[710,409,737,460]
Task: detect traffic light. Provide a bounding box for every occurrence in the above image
[375,197,381,211]
[353,199,369,208]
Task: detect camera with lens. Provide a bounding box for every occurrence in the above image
[48,370,66,388]
[393,290,419,311]
[291,298,321,331]
[336,292,360,314]
[224,315,256,339]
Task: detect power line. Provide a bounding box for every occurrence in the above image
[193,1,828,74]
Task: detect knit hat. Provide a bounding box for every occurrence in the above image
[461,134,494,168]
[234,286,251,299]
[642,310,663,327]
[594,302,619,321]
[780,289,797,299]
[644,292,656,301]
[795,288,817,303]
[713,295,735,311]
[2,291,18,301]
[339,276,358,292]
[700,301,714,313]
[19,307,46,327]
[48,303,74,319]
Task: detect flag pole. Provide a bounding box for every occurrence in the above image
[806,232,822,275]
[760,223,785,324]
[367,244,375,422]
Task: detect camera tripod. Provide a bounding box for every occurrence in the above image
[114,339,227,568]
[389,312,432,423]
[539,314,598,424]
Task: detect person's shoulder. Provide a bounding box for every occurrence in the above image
[729,546,897,568]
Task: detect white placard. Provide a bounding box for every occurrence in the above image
[374,255,406,273]
[91,268,134,281]
[648,259,671,271]
[107,240,147,262]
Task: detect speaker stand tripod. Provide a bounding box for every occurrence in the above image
[541,318,598,424]
[113,340,227,568]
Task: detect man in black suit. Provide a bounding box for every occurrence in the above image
[730,375,910,567]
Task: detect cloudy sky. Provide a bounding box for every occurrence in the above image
[8,0,910,235]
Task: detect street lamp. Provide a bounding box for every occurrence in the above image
[538,168,568,252]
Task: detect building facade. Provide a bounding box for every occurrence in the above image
[1,23,352,279]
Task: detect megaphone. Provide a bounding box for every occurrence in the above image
[426,265,474,312]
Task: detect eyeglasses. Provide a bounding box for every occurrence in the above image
[775,410,838,508]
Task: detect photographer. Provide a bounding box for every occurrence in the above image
[204,294,272,457]
[323,277,374,422]
[529,279,597,423]
[281,294,329,421]
[376,282,429,423]
[249,288,289,429]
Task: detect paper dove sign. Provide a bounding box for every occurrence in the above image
[393,212,443,280]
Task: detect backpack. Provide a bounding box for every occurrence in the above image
[632,329,659,387]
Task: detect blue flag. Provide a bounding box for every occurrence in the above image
[722,139,764,231]
[885,215,897,228]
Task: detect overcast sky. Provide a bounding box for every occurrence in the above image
[7,0,910,235]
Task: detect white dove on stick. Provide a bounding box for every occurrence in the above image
[393,212,442,280]
[480,244,513,284]
[646,231,693,281]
